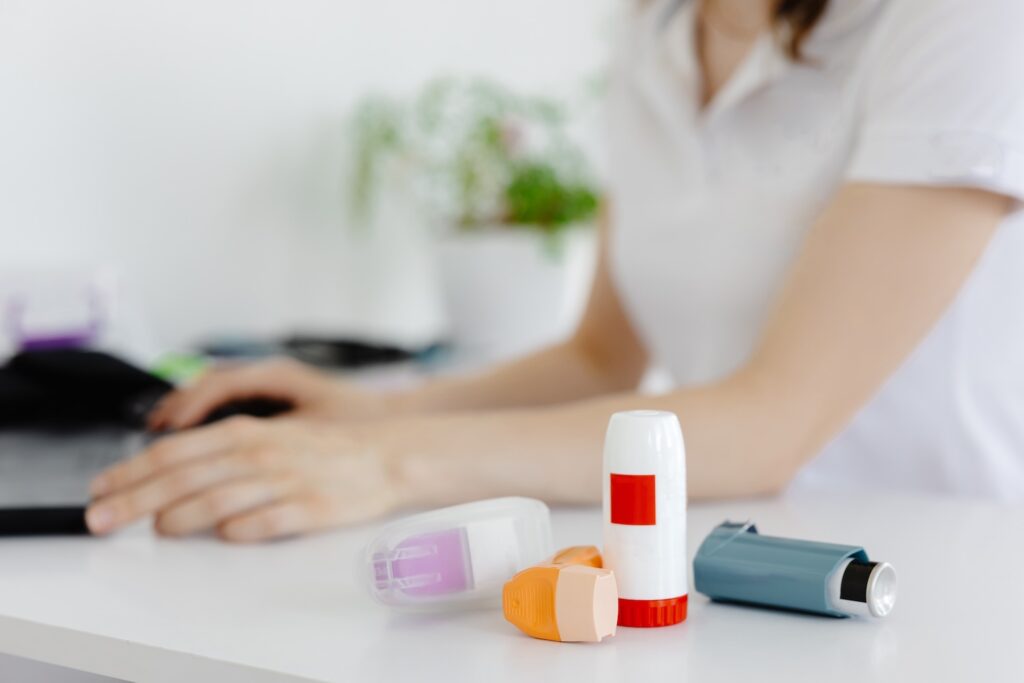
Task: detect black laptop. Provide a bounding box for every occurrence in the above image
[0,350,169,535]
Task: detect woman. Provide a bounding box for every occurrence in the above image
[87,0,1024,541]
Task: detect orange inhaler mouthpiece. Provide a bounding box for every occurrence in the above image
[502,546,618,642]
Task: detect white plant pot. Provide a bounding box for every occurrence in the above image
[435,224,597,361]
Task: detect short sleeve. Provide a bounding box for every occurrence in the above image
[846,0,1024,201]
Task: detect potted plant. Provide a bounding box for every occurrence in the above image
[348,78,600,359]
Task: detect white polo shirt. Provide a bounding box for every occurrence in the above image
[607,0,1024,499]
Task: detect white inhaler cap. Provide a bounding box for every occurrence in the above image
[363,497,553,610]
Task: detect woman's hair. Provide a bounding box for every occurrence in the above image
[772,0,829,59]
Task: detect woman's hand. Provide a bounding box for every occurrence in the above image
[147,358,390,431]
[86,417,404,541]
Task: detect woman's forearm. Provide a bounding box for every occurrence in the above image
[382,368,805,508]
[391,338,642,416]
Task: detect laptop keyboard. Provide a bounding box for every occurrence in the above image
[0,429,150,507]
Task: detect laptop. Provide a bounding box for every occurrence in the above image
[0,347,299,536]
[0,349,171,536]
[0,349,295,536]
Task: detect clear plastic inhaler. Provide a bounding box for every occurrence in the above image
[693,521,897,618]
[363,497,553,610]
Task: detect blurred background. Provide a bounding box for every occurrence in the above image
[0,0,615,375]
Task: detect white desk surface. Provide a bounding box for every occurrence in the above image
[0,494,1021,683]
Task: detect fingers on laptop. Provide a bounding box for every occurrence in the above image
[90,417,258,497]
[87,454,253,534]
[87,417,267,533]
[147,367,242,431]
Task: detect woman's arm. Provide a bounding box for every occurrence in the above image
[88,183,1010,540]
[389,183,1012,505]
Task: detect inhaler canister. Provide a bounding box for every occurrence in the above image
[602,410,688,627]
[693,522,897,618]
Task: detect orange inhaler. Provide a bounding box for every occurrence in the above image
[502,545,618,642]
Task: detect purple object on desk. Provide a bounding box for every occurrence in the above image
[372,528,473,597]
[18,331,97,351]
[6,291,103,351]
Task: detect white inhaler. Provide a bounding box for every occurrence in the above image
[602,410,688,627]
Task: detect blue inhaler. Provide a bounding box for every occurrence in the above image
[693,521,897,618]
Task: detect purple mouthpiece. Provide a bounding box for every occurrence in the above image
[372,528,474,597]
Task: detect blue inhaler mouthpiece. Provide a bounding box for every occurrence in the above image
[693,521,896,618]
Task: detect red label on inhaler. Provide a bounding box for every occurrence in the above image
[610,474,656,525]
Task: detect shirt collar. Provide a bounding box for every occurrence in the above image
[652,0,885,121]
[655,0,788,123]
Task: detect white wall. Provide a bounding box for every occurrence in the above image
[0,0,612,351]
